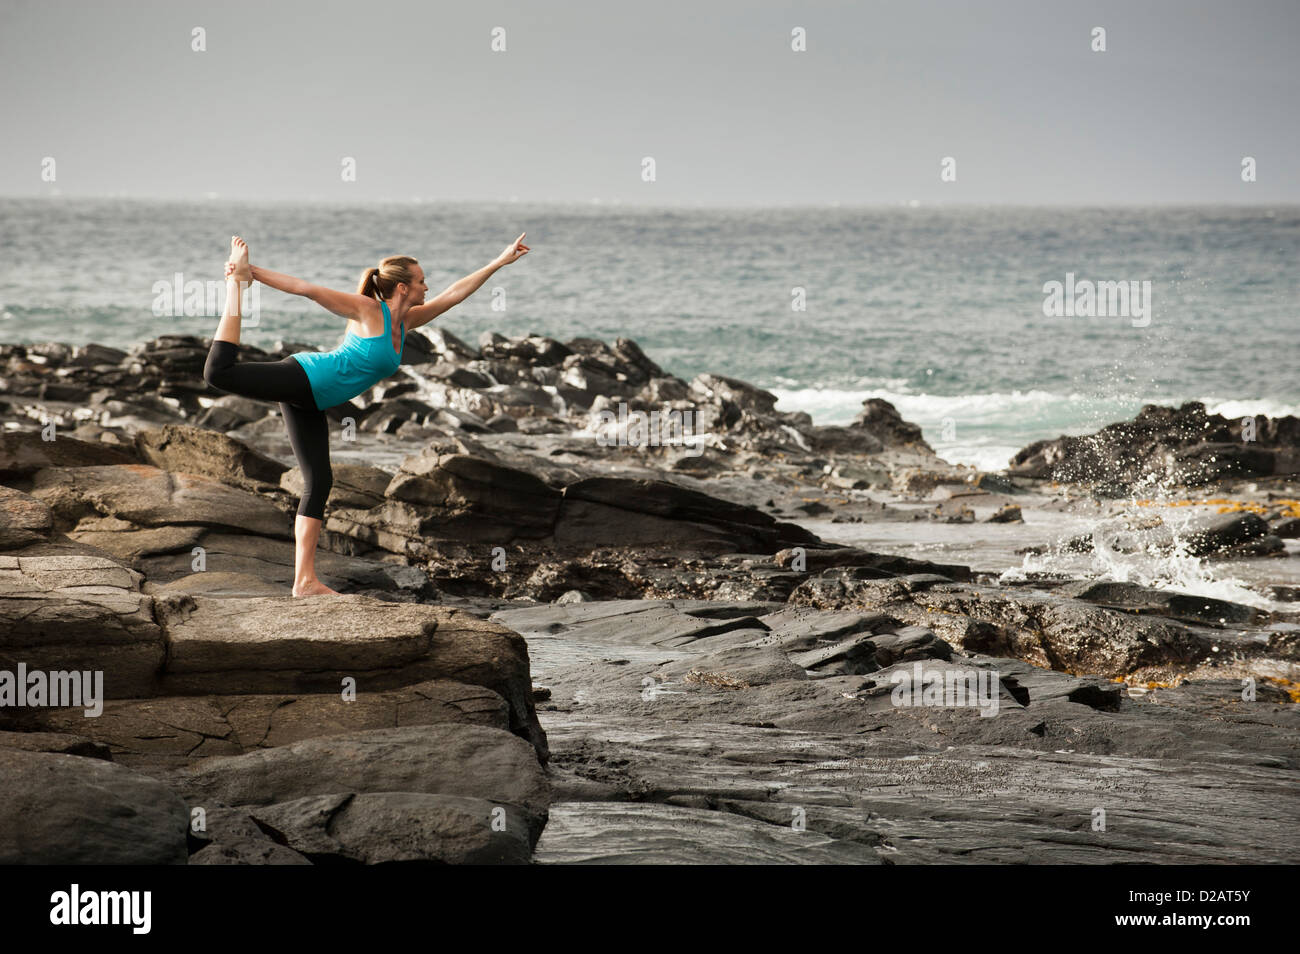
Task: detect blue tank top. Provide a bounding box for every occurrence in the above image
[292,300,405,410]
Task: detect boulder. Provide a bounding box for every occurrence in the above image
[250,792,533,864]
[133,424,288,492]
[0,486,54,550]
[0,748,189,864]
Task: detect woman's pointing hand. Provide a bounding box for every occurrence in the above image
[496,232,530,266]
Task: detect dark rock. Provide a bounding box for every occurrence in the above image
[1008,402,1300,490]
[0,748,189,863]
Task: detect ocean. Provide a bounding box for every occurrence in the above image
[2,198,1297,471]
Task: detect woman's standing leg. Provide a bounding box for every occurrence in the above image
[280,399,338,597]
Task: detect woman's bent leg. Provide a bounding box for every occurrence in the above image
[203,342,316,405]
[281,399,338,596]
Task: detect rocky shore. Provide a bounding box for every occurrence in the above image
[1,329,1297,864]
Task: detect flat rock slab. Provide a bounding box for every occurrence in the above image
[167,724,551,847]
[492,599,771,649]
[0,748,189,864]
[534,801,883,864]
[537,712,1298,864]
[135,532,428,594]
[10,678,512,771]
[149,594,546,760]
[156,593,440,678]
[145,570,289,599]
[0,729,112,760]
[0,554,165,697]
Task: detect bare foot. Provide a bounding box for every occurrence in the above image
[292,578,340,597]
[228,235,253,285]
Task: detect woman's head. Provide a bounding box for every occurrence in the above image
[358,256,427,303]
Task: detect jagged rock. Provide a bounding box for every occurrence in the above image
[187,804,313,865]
[193,394,273,431]
[986,503,1023,523]
[418,327,481,362]
[772,546,970,581]
[789,577,1215,678]
[1008,401,1300,490]
[854,398,932,450]
[557,476,818,552]
[690,374,778,415]
[386,450,562,542]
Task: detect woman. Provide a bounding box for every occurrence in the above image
[203,233,530,596]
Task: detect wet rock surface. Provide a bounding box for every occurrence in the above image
[2,331,1297,863]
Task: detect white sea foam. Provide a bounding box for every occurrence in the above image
[1002,503,1291,610]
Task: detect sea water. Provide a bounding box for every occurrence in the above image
[2,197,1296,472]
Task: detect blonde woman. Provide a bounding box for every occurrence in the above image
[203,233,530,596]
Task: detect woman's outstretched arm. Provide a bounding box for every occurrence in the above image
[249,265,310,296]
[249,265,368,319]
[406,232,529,331]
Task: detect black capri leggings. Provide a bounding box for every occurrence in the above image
[202,340,333,520]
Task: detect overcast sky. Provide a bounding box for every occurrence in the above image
[2,0,1297,205]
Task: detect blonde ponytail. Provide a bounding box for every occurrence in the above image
[357,256,419,301]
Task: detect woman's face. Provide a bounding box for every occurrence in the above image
[404,266,428,303]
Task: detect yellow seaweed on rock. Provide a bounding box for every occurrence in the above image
[1129,497,1299,517]
[1262,676,1300,704]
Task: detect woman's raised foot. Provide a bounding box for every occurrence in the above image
[228,235,253,285]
